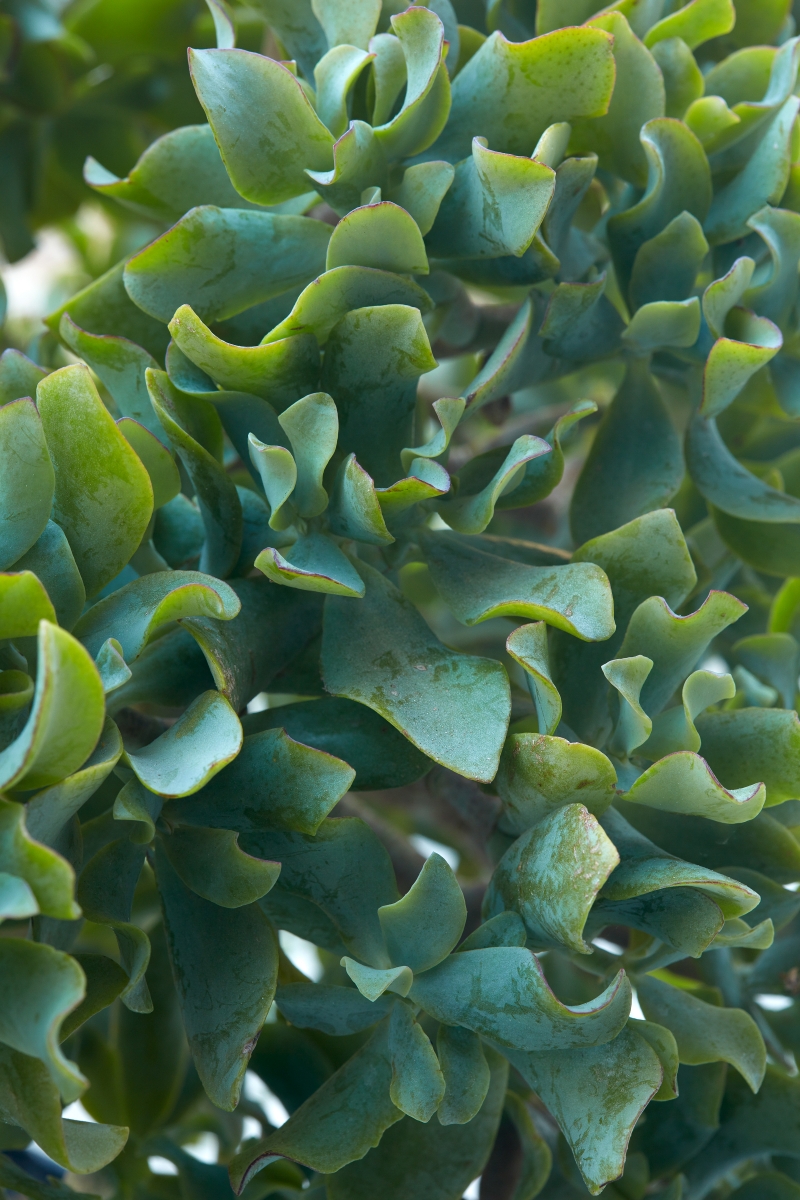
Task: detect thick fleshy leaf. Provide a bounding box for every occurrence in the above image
[155,842,278,1110]
[603,655,654,757]
[378,853,466,973]
[124,690,241,798]
[410,947,630,1052]
[263,265,433,347]
[623,297,702,351]
[376,457,451,517]
[312,0,380,50]
[83,123,266,222]
[11,523,85,632]
[78,836,152,1012]
[275,983,395,1036]
[703,256,755,338]
[746,205,800,325]
[278,391,337,517]
[496,401,596,512]
[45,261,170,361]
[372,6,450,161]
[629,210,709,310]
[387,1001,445,1122]
[343,958,413,1001]
[387,160,454,236]
[181,577,323,711]
[326,201,428,273]
[37,365,154,597]
[426,137,554,260]
[125,207,330,326]
[484,804,619,953]
[705,96,800,243]
[421,531,614,640]
[733,632,799,709]
[256,533,366,597]
[0,570,56,637]
[58,315,163,440]
[168,306,319,404]
[702,312,783,419]
[637,668,736,760]
[616,590,748,715]
[235,1020,401,1180]
[607,118,712,294]
[117,419,180,508]
[644,0,735,48]
[695,707,800,805]
[0,873,38,920]
[600,806,760,918]
[433,26,615,162]
[436,1025,490,1127]
[25,717,122,847]
[327,1047,507,1200]
[0,798,78,920]
[189,49,334,204]
[496,734,618,834]
[0,622,104,793]
[436,436,552,534]
[315,45,375,139]
[539,274,625,362]
[75,571,240,662]
[245,818,398,966]
[683,1068,800,1198]
[0,399,54,571]
[688,412,800,522]
[569,11,664,188]
[571,360,684,545]
[161,825,280,908]
[506,622,562,735]
[248,437,297,531]
[304,119,388,213]
[113,779,163,845]
[147,370,243,577]
[504,1026,663,1195]
[321,303,436,487]
[637,975,766,1091]
[0,348,47,406]
[321,561,510,783]
[623,751,766,823]
[712,507,800,576]
[460,300,543,412]
[0,1044,128,1173]
[630,1017,680,1101]
[0,939,85,1101]
[167,726,354,835]
[327,455,393,545]
[242,696,431,791]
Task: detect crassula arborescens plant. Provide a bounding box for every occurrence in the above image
[2,0,800,1197]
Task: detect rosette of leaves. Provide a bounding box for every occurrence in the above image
[2,0,800,1198]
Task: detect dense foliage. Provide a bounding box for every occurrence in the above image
[2,0,800,1197]
[0,0,275,266]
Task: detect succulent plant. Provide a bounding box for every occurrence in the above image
[2,0,800,1198]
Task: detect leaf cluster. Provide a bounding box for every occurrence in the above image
[2,2,800,1199]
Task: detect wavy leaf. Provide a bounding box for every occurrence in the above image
[322,561,510,782]
[420,531,614,639]
[409,947,631,1052]
[155,842,278,1110]
[484,804,619,953]
[38,365,153,597]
